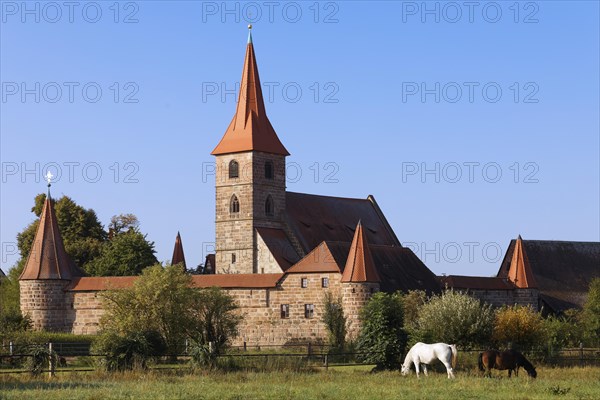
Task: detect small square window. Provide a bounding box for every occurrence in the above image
[304,304,314,319]
[281,304,289,319]
[232,253,236,264]
[322,277,329,288]
[301,278,308,288]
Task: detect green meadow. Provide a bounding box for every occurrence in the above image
[1,366,599,400]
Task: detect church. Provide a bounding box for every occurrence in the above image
[17,29,600,345]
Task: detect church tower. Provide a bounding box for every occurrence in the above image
[211,27,290,274]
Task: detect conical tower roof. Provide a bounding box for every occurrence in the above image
[507,235,538,288]
[171,231,187,270]
[20,194,81,280]
[342,221,380,283]
[211,27,289,156]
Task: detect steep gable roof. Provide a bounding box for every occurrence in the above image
[286,241,341,274]
[20,195,82,280]
[507,235,537,288]
[211,29,289,156]
[284,192,400,254]
[256,227,300,271]
[498,238,600,312]
[171,232,186,269]
[342,221,380,283]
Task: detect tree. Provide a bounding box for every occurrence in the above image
[492,305,545,351]
[403,290,427,335]
[16,194,106,270]
[582,278,600,346]
[356,292,407,371]
[84,229,157,276]
[190,287,242,356]
[0,266,31,335]
[100,264,199,355]
[413,290,494,349]
[321,292,347,350]
[108,214,139,237]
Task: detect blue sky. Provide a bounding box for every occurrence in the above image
[1,1,599,276]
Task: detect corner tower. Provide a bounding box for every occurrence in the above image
[211,27,289,274]
[19,188,83,331]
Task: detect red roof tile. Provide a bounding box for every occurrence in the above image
[171,232,186,269]
[256,227,300,271]
[67,276,137,291]
[211,30,289,156]
[286,242,341,274]
[342,221,380,283]
[20,196,83,280]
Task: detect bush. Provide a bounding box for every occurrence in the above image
[93,330,166,371]
[0,311,31,336]
[321,292,346,350]
[412,290,494,349]
[544,309,584,353]
[24,345,58,376]
[582,278,600,347]
[492,305,545,351]
[356,292,406,371]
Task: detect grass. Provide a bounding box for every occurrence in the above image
[0,366,599,399]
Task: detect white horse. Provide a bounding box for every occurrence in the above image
[401,342,458,379]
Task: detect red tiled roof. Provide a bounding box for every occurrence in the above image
[211,31,289,156]
[191,273,282,288]
[342,221,380,283]
[507,235,537,288]
[286,242,341,274]
[439,275,515,290]
[20,196,83,280]
[67,276,137,291]
[67,273,284,291]
[256,227,300,271]
[497,238,600,312]
[171,232,186,269]
[284,192,400,254]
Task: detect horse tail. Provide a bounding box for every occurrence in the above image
[478,352,484,372]
[450,344,458,369]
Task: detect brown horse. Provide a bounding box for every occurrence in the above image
[478,350,537,378]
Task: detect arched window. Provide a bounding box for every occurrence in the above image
[230,195,240,214]
[264,161,274,179]
[229,160,239,179]
[265,195,274,216]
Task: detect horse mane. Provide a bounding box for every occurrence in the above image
[515,351,536,375]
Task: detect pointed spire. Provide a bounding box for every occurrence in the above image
[171,231,187,270]
[342,221,380,283]
[211,28,289,156]
[507,235,537,288]
[20,194,81,280]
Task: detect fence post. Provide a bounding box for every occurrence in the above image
[324,354,328,370]
[48,342,55,378]
[307,342,312,357]
[243,341,247,352]
[9,341,13,356]
[185,339,189,355]
[580,342,584,367]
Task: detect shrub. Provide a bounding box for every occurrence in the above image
[93,330,166,371]
[544,309,584,353]
[0,311,31,336]
[412,290,494,349]
[582,278,600,347]
[24,345,58,376]
[356,292,406,371]
[492,305,545,351]
[321,292,346,350]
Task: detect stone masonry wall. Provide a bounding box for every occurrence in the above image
[20,280,70,332]
[342,282,380,340]
[65,272,344,346]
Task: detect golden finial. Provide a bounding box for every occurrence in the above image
[248,24,252,30]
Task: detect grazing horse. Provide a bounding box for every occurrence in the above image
[478,350,537,378]
[401,342,458,379]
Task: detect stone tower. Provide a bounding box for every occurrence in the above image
[19,190,83,331]
[211,28,290,274]
[341,221,381,340]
